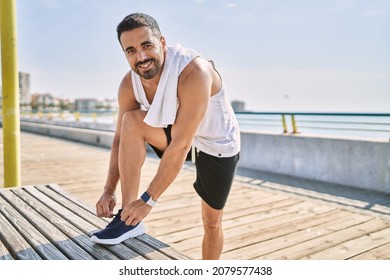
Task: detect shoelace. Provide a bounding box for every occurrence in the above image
[105,209,123,228]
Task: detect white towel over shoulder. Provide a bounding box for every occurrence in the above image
[131,44,199,128]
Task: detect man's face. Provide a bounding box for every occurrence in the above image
[120,26,166,80]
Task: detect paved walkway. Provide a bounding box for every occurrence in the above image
[1,129,390,259]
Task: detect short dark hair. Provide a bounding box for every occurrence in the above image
[116,13,161,43]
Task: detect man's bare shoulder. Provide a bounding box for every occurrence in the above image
[117,71,139,107]
[118,71,134,97]
[180,57,212,81]
[179,57,221,96]
[119,71,133,93]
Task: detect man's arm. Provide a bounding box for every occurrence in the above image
[147,58,211,199]
[120,57,213,225]
[96,72,140,217]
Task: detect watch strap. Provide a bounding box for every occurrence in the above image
[141,191,157,207]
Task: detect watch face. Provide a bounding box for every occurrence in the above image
[141,192,150,203]
[141,191,156,206]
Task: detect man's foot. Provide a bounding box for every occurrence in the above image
[90,209,145,245]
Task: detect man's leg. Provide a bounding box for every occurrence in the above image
[201,200,224,260]
[194,152,239,260]
[90,110,169,245]
[118,110,168,207]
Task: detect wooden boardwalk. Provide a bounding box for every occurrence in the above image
[1,129,390,260]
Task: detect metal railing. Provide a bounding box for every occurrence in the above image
[235,112,390,140]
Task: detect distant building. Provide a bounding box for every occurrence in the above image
[98,98,118,111]
[58,98,75,111]
[0,72,32,111]
[75,98,98,112]
[31,93,59,111]
[231,100,246,112]
[75,98,117,112]
[19,72,31,111]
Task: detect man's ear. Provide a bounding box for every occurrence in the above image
[160,36,167,48]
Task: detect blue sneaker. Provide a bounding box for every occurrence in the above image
[90,209,145,245]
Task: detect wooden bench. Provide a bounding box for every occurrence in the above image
[0,184,190,260]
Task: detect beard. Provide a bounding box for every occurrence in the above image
[133,58,162,80]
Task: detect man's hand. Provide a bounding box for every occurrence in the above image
[121,199,152,226]
[96,192,117,218]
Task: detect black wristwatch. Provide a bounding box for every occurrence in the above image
[140,191,157,207]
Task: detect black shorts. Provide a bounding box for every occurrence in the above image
[149,125,239,210]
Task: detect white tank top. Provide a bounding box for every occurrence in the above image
[132,46,240,158]
[192,83,240,157]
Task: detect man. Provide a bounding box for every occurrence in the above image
[91,13,240,260]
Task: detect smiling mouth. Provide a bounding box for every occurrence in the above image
[137,60,153,69]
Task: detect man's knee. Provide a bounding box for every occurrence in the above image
[121,110,145,131]
[203,219,222,233]
[202,206,223,233]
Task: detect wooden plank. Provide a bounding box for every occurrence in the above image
[121,238,172,260]
[0,204,42,260]
[260,217,388,260]
[13,186,126,260]
[25,186,103,232]
[0,236,14,260]
[223,199,308,227]
[303,226,390,260]
[137,234,191,260]
[35,184,108,228]
[46,183,97,213]
[0,195,68,260]
[352,242,390,260]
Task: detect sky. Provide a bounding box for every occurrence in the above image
[2,0,390,112]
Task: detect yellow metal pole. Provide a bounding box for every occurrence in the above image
[291,114,298,134]
[1,0,21,188]
[74,111,80,121]
[281,114,288,133]
[113,111,117,123]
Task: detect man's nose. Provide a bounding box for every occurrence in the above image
[137,50,147,62]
